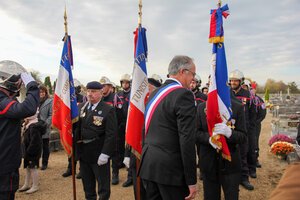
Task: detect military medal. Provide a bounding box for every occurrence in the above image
[98,110,102,115]
[93,116,103,126]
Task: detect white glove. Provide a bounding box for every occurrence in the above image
[21,72,35,87]
[213,123,232,138]
[123,157,130,168]
[209,137,219,149]
[97,153,109,166]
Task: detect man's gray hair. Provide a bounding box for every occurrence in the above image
[168,55,194,75]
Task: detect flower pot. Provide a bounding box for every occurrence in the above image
[277,155,287,160]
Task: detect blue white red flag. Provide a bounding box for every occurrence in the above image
[126,27,148,157]
[207,42,232,161]
[52,36,78,156]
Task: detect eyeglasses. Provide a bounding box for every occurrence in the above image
[184,69,196,78]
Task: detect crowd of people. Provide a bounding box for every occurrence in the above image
[0,56,268,200]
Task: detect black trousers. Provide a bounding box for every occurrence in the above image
[142,180,189,200]
[202,172,240,200]
[42,138,50,166]
[255,123,262,159]
[0,169,19,200]
[112,126,126,175]
[67,157,77,172]
[80,160,111,200]
[240,137,249,182]
[247,132,257,174]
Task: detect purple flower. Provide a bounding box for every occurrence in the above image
[268,134,294,146]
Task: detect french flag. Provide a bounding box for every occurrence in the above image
[126,27,148,157]
[52,35,78,156]
[206,42,232,161]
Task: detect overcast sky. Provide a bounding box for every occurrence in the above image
[0,0,299,87]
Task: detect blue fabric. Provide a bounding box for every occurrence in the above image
[60,36,78,121]
[135,27,148,74]
[213,42,232,120]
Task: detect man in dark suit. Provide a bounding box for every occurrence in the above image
[139,55,197,200]
[75,81,117,200]
[196,95,247,200]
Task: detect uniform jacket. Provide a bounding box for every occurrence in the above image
[194,90,207,105]
[75,101,118,163]
[231,88,256,134]
[23,120,46,162]
[103,92,115,107]
[139,79,197,187]
[0,82,39,175]
[256,95,266,124]
[115,90,130,128]
[39,97,53,139]
[196,99,247,180]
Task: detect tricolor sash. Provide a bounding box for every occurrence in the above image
[144,82,183,135]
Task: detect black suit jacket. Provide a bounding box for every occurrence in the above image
[196,99,247,180]
[139,79,197,186]
[75,101,117,163]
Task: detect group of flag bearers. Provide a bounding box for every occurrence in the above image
[53,1,267,199]
[0,1,268,200]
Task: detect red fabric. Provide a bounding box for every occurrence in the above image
[207,86,231,160]
[133,28,138,57]
[0,101,16,115]
[209,10,217,39]
[126,103,144,155]
[251,82,257,89]
[52,94,73,155]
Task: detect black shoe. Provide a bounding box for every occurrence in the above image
[240,181,254,190]
[112,174,119,185]
[250,172,257,179]
[62,170,72,177]
[76,172,82,179]
[256,161,262,168]
[122,179,133,187]
[40,165,47,170]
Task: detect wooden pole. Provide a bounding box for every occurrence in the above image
[64,6,77,200]
[138,0,142,27]
[136,158,141,200]
[71,150,77,200]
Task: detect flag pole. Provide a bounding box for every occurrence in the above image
[64,6,77,200]
[138,0,142,28]
[135,2,142,200]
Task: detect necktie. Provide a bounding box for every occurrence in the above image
[88,104,93,113]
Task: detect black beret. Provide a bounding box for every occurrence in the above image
[148,78,161,88]
[86,81,103,90]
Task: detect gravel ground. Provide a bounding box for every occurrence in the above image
[16,113,287,200]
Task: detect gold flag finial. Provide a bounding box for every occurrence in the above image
[138,0,142,27]
[64,6,68,37]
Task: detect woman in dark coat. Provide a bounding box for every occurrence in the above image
[19,110,46,194]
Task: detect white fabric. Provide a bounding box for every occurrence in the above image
[129,62,149,112]
[213,123,232,138]
[209,137,219,149]
[97,153,110,166]
[21,72,34,87]
[123,157,130,168]
[54,66,71,108]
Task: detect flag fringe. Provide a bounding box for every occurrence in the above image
[209,36,224,44]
